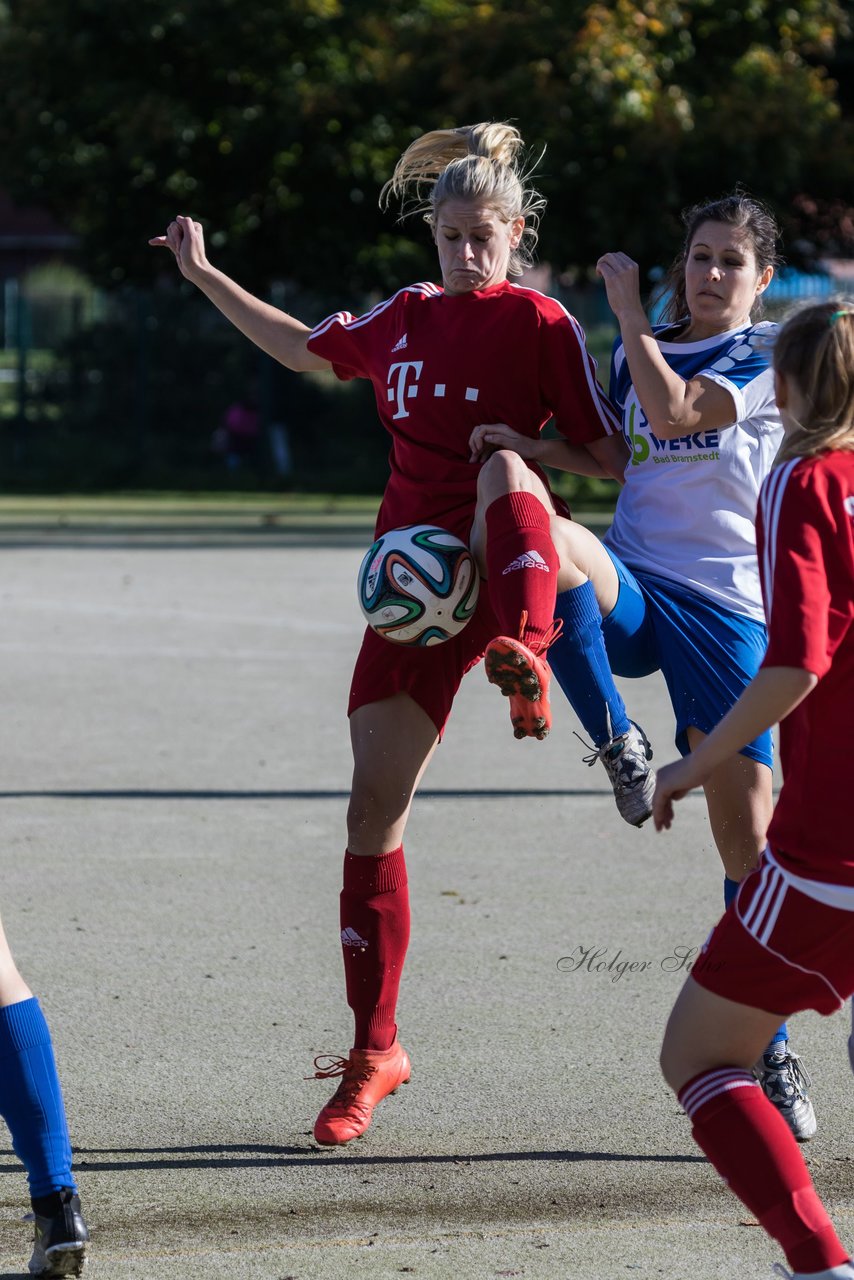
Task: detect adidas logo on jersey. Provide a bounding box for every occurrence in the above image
[341,926,369,948]
[502,550,550,575]
[391,333,408,353]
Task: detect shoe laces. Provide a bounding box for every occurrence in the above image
[576,730,602,768]
[576,728,629,771]
[778,1049,812,1095]
[516,609,563,655]
[307,1053,377,1107]
[757,1049,814,1111]
[576,707,620,767]
[578,721,650,779]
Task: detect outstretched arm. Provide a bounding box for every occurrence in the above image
[149,215,330,373]
[652,665,817,831]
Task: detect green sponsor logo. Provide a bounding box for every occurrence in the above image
[628,402,648,465]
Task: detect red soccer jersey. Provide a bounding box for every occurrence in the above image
[757,450,854,882]
[306,279,620,540]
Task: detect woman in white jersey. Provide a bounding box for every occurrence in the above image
[470,193,815,1140]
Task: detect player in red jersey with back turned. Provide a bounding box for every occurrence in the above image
[150,122,630,1145]
[653,300,854,1280]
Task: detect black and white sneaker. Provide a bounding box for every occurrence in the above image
[28,1188,89,1277]
[583,719,656,827]
[754,1042,817,1142]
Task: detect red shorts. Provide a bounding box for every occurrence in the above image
[692,849,854,1017]
[348,581,502,734]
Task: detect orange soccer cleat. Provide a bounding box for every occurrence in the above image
[310,1040,411,1146]
[484,613,562,741]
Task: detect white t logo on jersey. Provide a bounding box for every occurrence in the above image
[387,360,423,420]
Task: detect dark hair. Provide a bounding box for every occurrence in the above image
[772,299,854,464]
[660,192,781,325]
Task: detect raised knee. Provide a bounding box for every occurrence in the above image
[477,448,531,496]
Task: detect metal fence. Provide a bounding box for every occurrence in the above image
[1,267,852,491]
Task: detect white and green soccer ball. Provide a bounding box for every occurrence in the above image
[357,524,480,646]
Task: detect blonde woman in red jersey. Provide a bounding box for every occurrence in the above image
[653,301,854,1280]
[151,122,629,1145]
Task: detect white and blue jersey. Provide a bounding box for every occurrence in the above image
[604,321,783,621]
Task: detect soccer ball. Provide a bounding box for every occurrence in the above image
[357,524,480,646]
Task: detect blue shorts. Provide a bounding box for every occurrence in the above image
[601,549,773,768]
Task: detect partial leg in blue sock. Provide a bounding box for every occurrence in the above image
[0,997,76,1196]
[550,581,630,745]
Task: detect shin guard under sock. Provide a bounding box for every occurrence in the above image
[485,492,558,650]
[679,1068,846,1272]
[0,998,76,1197]
[549,581,630,744]
[340,846,410,1052]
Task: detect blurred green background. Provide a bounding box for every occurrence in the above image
[1,0,852,507]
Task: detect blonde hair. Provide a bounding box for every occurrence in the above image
[773,299,854,465]
[380,122,546,276]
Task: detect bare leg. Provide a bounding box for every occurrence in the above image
[661,975,782,1092]
[347,693,440,856]
[685,726,773,882]
[0,915,33,1008]
[548,516,621,607]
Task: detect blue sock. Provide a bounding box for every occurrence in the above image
[0,998,76,1197]
[724,878,787,1045]
[550,581,630,746]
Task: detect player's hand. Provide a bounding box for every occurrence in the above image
[652,757,705,832]
[148,215,210,282]
[469,422,539,464]
[596,252,644,321]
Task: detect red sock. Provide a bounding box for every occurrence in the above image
[485,492,558,650]
[679,1068,849,1272]
[340,846,410,1052]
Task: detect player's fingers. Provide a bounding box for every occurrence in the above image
[598,251,637,276]
[177,214,204,239]
[653,794,673,831]
[469,423,505,453]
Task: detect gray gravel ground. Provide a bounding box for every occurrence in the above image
[0,523,851,1279]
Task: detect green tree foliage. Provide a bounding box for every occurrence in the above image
[0,0,851,290]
